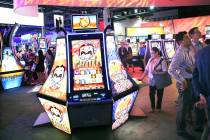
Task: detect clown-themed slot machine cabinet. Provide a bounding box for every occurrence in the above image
[35,14,140,134]
[105,30,139,130]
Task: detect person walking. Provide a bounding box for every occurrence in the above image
[140,47,168,112]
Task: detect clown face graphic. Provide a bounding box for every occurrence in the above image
[50,65,65,89]
[50,106,63,123]
[79,44,95,60]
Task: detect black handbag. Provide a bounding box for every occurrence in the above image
[153,59,172,89]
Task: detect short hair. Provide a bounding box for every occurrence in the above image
[189,27,199,36]
[175,31,187,42]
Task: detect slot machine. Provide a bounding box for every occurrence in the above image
[105,32,139,130]
[163,34,176,60]
[39,38,47,54]
[0,23,24,90]
[35,13,141,134]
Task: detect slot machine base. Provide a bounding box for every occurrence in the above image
[68,99,113,128]
[33,112,50,127]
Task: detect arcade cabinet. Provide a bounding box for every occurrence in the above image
[0,23,24,90]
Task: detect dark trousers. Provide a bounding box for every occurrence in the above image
[149,86,164,110]
[201,107,210,140]
[176,79,193,131]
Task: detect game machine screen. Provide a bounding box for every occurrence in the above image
[150,34,161,49]
[116,35,125,49]
[106,35,139,130]
[39,38,47,54]
[0,47,24,89]
[164,34,176,60]
[67,33,110,102]
[129,36,138,56]
[38,38,71,134]
[206,25,210,39]
[0,23,24,90]
[72,14,97,31]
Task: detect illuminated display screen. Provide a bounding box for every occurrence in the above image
[39,38,46,49]
[116,36,125,43]
[71,39,104,91]
[206,26,210,39]
[152,34,161,40]
[72,15,97,30]
[165,41,175,59]
[112,91,138,130]
[165,34,173,39]
[0,47,24,89]
[151,41,161,51]
[39,98,71,134]
[39,38,67,101]
[106,36,133,95]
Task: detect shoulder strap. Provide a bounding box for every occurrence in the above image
[154,58,163,70]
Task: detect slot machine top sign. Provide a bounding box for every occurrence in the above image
[72,15,97,30]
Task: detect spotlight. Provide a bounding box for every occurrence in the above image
[150,5,155,10]
[134,9,138,14]
[123,11,127,15]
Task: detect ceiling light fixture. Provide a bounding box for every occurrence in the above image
[150,5,155,10]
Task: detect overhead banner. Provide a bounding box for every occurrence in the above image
[14,0,210,16]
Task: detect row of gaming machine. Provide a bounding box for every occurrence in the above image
[35,31,141,134]
[117,34,176,60]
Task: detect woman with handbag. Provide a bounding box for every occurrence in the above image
[140,47,169,112]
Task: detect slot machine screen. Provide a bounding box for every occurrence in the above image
[151,41,161,51]
[71,39,105,91]
[165,41,175,59]
[72,14,97,30]
[39,38,46,49]
[206,25,210,39]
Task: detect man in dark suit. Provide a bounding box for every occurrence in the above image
[192,40,210,140]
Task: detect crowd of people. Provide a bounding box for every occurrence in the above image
[16,48,55,85]
[118,27,210,140]
[118,41,146,72]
